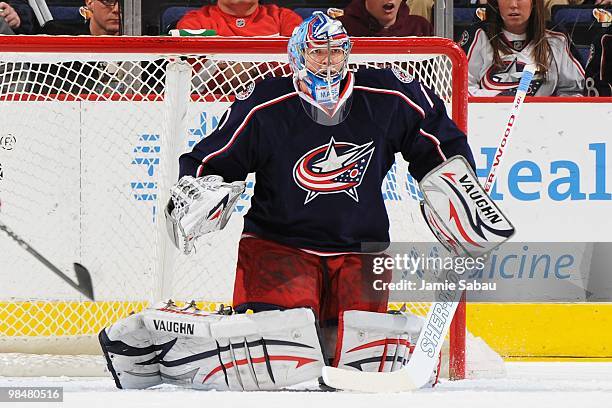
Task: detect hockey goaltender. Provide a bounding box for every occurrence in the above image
[98,12,512,391]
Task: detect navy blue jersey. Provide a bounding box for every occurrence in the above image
[179,69,475,253]
[585,26,611,97]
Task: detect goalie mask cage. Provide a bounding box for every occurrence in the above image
[0,36,469,379]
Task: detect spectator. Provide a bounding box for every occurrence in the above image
[458,0,585,96]
[409,0,612,25]
[177,1,302,96]
[585,23,611,96]
[41,0,121,35]
[33,1,135,96]
[406,0,434,24]
[0,1,35,34]
[338,0,433,36]
[177,0,302,37]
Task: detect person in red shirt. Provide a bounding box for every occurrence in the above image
[338,0,432,37]
[177,0,302,37]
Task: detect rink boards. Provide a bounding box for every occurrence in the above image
[0,99,611,358]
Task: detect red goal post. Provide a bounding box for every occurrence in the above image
[0,36,467,379]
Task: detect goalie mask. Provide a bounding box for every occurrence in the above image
[288,11,353,126]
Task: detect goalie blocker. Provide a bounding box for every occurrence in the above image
[419,155,515,258]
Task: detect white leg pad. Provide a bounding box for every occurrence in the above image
[334,310,440,387]
[100,305,325,391]
[98,313,163,389]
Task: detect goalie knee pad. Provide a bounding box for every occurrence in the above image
[333,310,440,387]
[100,304,325,391]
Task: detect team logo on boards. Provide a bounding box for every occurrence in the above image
[0,134,16,151]
[293,137,375,204]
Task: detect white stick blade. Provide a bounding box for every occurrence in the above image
[321,366,418,393]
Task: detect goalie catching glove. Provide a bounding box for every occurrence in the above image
[165,175,246,254]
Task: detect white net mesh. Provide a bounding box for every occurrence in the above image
[0,38,466,375]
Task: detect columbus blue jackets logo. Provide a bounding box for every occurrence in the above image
[293,137,375,204]
[482,58,542,95]
[392,66,413,84]
[235,82,255,101]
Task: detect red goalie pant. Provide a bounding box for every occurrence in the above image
[232,235,391,326]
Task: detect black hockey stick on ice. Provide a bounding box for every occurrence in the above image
[321,65,536,392]
[0,220,95,300]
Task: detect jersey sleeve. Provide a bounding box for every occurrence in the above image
[553,33,586,96]
[11,0,36,34]
[387,72,476,181]
[178,91,271,182]
[460,27,499,97]
[585,30,612,97]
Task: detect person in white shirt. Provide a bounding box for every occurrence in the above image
[458,0,585,96]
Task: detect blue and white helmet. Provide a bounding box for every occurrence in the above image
[288,11,352,116]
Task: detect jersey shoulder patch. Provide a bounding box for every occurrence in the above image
[235,82,255,101]
[457,22,487,54]
[458,29,470,47]
[230,76,296,115]
[392,66,414,84]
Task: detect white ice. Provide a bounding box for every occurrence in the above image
[1,362,611,408]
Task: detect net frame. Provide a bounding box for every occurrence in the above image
[0,36,468,379]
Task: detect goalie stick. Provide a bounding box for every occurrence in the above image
[321,65,536,392]
[0,219,95,300]
[483,67,535,193]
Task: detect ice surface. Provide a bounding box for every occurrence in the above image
[0,363,611,408]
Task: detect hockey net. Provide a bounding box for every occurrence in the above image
[0,36,499,379]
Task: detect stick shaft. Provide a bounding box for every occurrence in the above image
[401,66,537,388]
[483,66,536,193]
[0,220,94,300]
